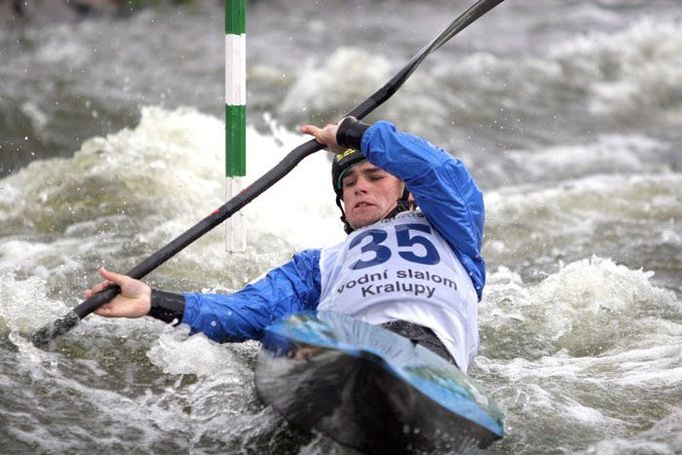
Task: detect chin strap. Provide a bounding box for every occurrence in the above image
[383,185,412,219]
[337,185,412,234]
[335,195,354,234]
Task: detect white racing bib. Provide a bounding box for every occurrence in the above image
[318,211,479,371]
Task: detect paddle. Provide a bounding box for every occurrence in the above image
[31,0,506,347]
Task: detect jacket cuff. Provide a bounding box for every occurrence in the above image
[336,117,370,151]
[148,289,185,325]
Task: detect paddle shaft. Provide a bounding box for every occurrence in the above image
[32,0,506,346]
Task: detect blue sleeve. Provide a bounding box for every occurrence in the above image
[180,248,322,342]
[361,121,486,299]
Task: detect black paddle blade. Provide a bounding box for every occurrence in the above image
[31,311,81,347]
[31,284,122,347]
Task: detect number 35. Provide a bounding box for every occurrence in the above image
[348,223,441,270]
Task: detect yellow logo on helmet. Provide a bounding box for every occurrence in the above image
[335,148,357,162]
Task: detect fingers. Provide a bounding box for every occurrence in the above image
[301,122,345,155]
[98,266,128,285]
[85,280,112,299]
[301,123,338,143]
[92,299,130,318]
[93,301,114,317]
[300,124,326,144]
[84,267,125,299]
[300,124,320,136]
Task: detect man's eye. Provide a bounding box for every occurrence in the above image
[343,179,356,188]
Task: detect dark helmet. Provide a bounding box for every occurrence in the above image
[331,148,366,199]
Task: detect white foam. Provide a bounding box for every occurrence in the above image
[480,255,679,361]
[483,173,682,274]
[0,272,70,333]
[502,135,669,182]
[147,325,256,377]
[278,47,392,116]
[549,19,682,124]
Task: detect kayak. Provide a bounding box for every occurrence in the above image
[255,311,504,454]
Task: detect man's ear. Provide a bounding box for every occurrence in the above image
[407,191,418,210]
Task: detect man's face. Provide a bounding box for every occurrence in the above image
[341,161,404,229]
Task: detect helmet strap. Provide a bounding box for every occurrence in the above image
[384,184,412,220]
[335,195,355,234]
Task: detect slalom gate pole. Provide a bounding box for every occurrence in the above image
[225,0,247,252]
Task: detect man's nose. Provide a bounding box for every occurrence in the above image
[354,177,370,193]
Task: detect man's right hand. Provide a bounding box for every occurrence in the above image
[86,267,151,319]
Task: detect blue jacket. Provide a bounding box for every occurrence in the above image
[182,121,485,342]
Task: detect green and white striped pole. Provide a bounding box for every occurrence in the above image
[225,0,247,252]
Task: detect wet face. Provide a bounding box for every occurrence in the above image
[341,161,404,229]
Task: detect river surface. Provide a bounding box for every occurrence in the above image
[1,0,681,453]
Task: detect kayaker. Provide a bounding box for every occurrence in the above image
[86,118,485,372]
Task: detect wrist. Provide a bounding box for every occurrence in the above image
[148,289,185,325]
[336,117,370,151]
